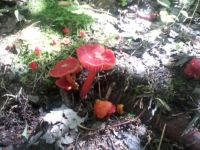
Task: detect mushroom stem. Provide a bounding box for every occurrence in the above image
[66,74,78,90]
[80,71,97,99]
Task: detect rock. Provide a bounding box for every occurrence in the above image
[28,95,40,104]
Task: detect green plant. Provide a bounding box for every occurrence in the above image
[157,0,197,25]
[17,37,86,91]
[27,0,93,33]
[118,0,129,7]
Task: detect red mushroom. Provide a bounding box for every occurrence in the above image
[184,58,200,79]
[79,31,86,38]
[50,57,82,90]
[34,47,42,56]
[29,61,39,72]
[116,104,125,115]
[94,99,116,119]
[63,27,70,35]
[55,77,72,91]
[76,44,116,99]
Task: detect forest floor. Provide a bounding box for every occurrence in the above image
[0,0,200,150]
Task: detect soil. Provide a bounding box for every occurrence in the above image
[1,0,200,150]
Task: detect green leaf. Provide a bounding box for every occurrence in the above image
[155,98,172,111]
[157,0,171,8]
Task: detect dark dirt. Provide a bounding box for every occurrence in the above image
[0,85,39,147]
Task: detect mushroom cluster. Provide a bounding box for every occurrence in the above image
[184,58,200,79]
[50,57,82,91]
[76,44,116,99]
[49,44,118,119]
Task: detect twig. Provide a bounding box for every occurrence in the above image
[0,78,11,93]
[105,82,116,99]
[79,109,146,141]
[78,124,96,131]
[181,112,200,136]
[90,108,146,135]
[97,73,102,99]
[82,5,112,16]
[155,97,171,111]
[169,3,186,27]
[2,94,16,98]
[0,97,10,111]
[106,108,146,129]
[189,0,200,26]
[107,136,116,150]
[73,132,80,150]
[1,94,16,111]
[157,124,166,150]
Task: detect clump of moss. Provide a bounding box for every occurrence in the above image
[27,0,93,33]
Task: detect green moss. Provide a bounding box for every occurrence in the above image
[17,37,86,91]
[118,0,129,7]
[27,0,93,33]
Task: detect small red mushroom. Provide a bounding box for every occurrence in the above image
[116,104,124,115]
[79,31,86,38]
[34,47,42,56]
[63,27,70,35]
[29,62,39,72]
[51,39,60,46]
[61,38,71,45]
[184,58,200,79]
[76,44,116,99]
[50,57,82,90]
[94,99,116,119]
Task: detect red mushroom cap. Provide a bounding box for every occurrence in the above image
[184,58,200,79]
[76,44,116,98]
[94,99,116,119]
[55,78,72,91]
[50,57,81,78]
[63,27,70,35]
[34,47,42,56]
[29,62,39,72]
[76,44,116,72]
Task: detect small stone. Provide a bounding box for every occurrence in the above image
[169,30,178,38]
[28,95,40,104]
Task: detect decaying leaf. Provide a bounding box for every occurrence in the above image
[21,122,29,140]
[160,10,178,23]
[41,105,86,149]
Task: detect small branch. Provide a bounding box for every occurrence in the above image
[78,124,96,131]
[73,132,80,150]
[157,124,166,150]
[181,112,200,136]
[105,82,116,99]
[96,108,146,133]
[189,0,200,26]
[79,108,146,141]
[97,73,102,99]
